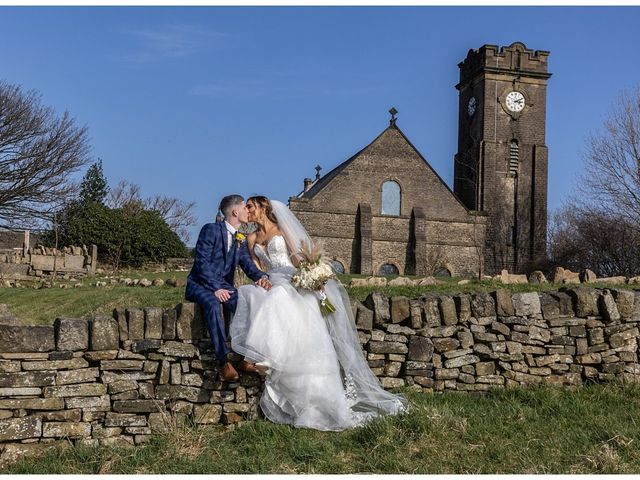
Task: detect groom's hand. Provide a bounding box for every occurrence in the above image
[214,289,234,302]
[256,276,272,291]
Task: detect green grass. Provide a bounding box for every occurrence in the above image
[4,384,640,474]
[0,271,635,325]
[0,282,187,325]
[101,270,190,281]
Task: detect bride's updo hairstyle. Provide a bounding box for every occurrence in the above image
[247,195,278,225]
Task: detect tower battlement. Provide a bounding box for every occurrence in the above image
[457,42,551,90]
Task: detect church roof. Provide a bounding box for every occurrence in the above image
[297,122,464,209]
[297,126,390,199]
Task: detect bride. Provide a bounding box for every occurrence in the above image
[230,195,406,431]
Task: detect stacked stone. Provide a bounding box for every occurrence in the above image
[0,243,97,280]
[0,303,262,454]
[352,287,640,393]
[357,294,411,389]
[2,286,640,458]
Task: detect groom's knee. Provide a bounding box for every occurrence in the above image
[201,297,221,316]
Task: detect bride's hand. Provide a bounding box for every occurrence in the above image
[256,276,272,290]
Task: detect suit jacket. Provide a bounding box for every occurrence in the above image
[187,221,264,293]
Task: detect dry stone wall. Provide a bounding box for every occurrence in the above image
[0,243,97,282]
[1,286,640,461]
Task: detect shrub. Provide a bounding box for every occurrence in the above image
[52,201,188,269]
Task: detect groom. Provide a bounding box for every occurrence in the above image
[186,194,271,382]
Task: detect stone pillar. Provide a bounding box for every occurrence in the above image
[90,245,98,275]
[357,203,372,275]
[412,207,428,276]
[23,230,30,257]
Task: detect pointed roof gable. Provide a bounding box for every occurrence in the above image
[297,123,469,214]
[296,126,390,200]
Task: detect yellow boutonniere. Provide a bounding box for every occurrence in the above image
[234,232,246,244]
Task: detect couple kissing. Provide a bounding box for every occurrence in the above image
[186,194,406,431]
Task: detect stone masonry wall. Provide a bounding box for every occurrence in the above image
[292,209,484,277]
[1,286,640,462]
[0,242,97,282]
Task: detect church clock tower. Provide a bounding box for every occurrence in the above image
[453,42,551,274]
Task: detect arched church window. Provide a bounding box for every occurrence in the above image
[434,267,452,278]
[331,260,345,275]
[509,140,519,176]
[378,263,399,276]
[381,181,401,216]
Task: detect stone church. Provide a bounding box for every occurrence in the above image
[289,42,551,276]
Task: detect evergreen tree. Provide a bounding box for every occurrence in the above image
[79,159,109,204]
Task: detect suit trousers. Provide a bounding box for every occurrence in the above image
[185,280,238,365]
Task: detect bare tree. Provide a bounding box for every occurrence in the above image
[581,86,640,231]
[106,179,196,243]
[106,180,143,212]
[0,81,91,226]
[423,245,447,277]
[549,85,640,278]
[548,202,640,277]
[146,195,196,243]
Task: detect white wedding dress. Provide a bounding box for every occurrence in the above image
[230,201,406,432]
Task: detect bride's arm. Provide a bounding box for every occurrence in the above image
[243,233,271,289]
[244,233,264,274]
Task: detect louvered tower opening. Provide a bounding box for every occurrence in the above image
[509,140,519,176]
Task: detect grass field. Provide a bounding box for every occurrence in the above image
[0,271,634,325]
[3,384,640,474]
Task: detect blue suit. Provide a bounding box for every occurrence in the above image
[185,221,264,364]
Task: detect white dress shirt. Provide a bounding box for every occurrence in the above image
[224,221,237,252]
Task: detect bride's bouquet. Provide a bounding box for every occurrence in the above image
[291,240,337,316]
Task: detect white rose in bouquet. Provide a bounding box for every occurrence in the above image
[290,240,337,316]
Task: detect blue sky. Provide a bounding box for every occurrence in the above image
[1,6,639,244]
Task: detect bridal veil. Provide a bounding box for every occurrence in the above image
[270,200,407,417]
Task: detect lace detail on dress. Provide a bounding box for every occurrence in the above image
[344,373,358,407]
[343,373,376,426]
[254,235,294,271]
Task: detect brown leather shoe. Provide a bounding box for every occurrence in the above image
[238,360,260,374]
[219,362,239,382]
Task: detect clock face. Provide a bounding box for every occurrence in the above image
[505,91,525,112]
[467,96,477,117]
